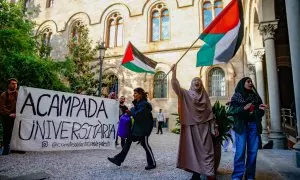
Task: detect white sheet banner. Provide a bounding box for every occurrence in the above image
[11,86,119,151]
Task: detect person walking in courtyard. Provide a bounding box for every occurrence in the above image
[156,109,165,134]
[228,77,267,180]
[108,87,156,170]
[0,78,18,155]
[171,64,218,180]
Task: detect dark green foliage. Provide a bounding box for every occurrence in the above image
[212,101,234,144]
[66,25,99,95]
[0,0,69,92]
[170,113,180,134]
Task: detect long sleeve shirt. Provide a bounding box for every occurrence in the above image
[0,91,18,115]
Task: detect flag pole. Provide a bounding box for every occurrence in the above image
[161,37,200,81]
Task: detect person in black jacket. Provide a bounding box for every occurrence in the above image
[108,87,156,170]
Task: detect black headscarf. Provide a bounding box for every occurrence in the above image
[231,77,262,107]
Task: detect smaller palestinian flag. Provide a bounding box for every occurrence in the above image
[121,42,157,74]
[196,0,243,67]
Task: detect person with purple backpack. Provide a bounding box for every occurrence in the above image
[115,96,128,148]
[108,87,156,170]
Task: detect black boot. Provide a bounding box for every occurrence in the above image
[145,164,156,170]
[191,172,201,180]
[107,157,121,166]
[2,146,10,155]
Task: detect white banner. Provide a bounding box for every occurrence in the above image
[10,86,119,151]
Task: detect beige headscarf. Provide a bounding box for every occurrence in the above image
[177,77,214,125]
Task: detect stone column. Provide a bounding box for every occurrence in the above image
[259,21,285,149]
[252,49,268,144]
[285,0,300,167]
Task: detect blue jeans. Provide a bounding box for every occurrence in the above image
[232,122,259,180]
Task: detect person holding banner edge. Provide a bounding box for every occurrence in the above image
[108,87,156,170]
[0,78,24,155]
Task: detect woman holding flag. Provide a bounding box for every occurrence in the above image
[171,64,218,180]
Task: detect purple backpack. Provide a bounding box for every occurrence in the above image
[118,114,131,138]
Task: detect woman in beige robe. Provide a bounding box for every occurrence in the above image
[171,64,217,180]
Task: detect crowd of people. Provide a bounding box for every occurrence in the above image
[1,64,268,179]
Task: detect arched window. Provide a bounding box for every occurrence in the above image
[214,0,223,17]
[39,28,52,58]
[151,3,170,42]
[41,28,52,46]
[203,1,212,29]
[103,74,119,97]
[107,12,123,48]
[208,67,226,96]
[202,0,223,29]
[153,71,167,98]
[71,21,83,44]
[46,0,54,8]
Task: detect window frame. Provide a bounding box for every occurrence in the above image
[106,12,123,48]
[71,21,83,44]
[202,1,213,29]
[208,67,226,97]
[202,0,224,30]
[214,0,223,17]
[153,71,168,99]
[46,0,54,8]
[150,3,170,42]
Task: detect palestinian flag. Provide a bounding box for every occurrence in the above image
[196,0,243,67]
[121,42,157,74]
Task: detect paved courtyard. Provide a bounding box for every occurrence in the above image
[0,130,299,180]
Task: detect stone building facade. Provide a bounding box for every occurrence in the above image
[28,0,246,131]
[22,0,300,157]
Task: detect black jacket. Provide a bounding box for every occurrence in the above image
[130,100,154,137]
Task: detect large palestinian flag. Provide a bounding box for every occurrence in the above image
[121,42,157,74]
[196,0,243,67]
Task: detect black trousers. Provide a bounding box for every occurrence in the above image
[115,135,126,148]
[114,135,156,166]
[157,122,163,134]
[1,116,15,151]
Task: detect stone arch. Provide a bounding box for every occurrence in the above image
[102,67,122,96]
[103,65,125,83]
[200,62,235,97]
[143,0,170,16]
[100,5,130,45]
[64,12,92,32]
[249,6,263,50]
[36,20,58,36]
[197,0,226,34]
[147,1,170,42]
[99,3,131,23]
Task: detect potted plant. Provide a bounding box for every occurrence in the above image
[212,100,234,173]
[170,113,180,134]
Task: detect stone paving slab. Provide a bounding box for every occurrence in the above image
[0,130,299,180]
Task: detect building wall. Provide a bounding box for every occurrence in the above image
[32,0,245,131]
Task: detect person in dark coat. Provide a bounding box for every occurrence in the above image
[228,77,267,180]
[0,78,18,155]
[108,87,156,170]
